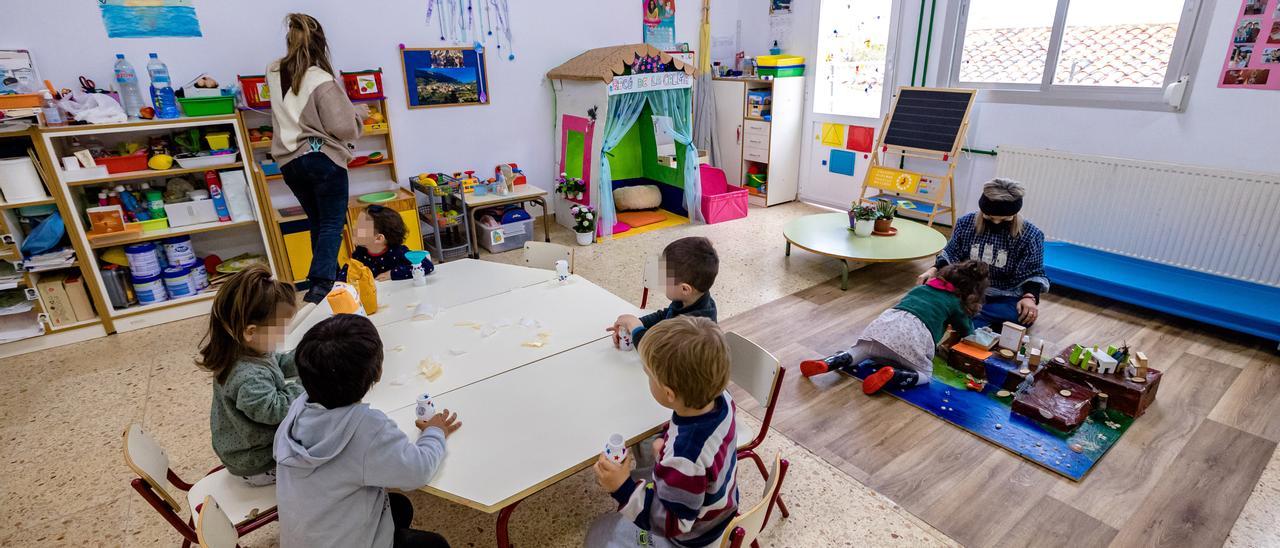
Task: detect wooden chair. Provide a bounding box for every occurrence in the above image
[725,331,790,519]
[195,496,239,548]
[640,254,662,309]
[522,241,574,272]
[718,454,790,548]
[122,424,277,548]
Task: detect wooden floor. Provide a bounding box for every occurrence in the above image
[724,258,1280,548]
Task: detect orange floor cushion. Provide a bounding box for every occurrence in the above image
[616,210,667,228]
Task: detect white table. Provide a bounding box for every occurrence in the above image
[288,261,669,547]
[286,259,551,348]
[365,275,637,410]
[463,185,550,259]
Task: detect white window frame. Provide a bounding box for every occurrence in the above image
[938,0,1212,111]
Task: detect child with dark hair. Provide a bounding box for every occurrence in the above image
[196,263,300,486]
[802,260,990,394]
[609,236,719,348]
[345,205,433,282]
[275,314,460,548]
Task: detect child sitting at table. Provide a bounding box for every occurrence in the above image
[609,236,719,348]
[590,316,739,548]
[800,260,989,394]
[275,314,461,548]
[343,205,433,282]
[195,264,301,486]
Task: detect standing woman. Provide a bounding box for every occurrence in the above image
[268,13,366,303]
[917,178,1049,329]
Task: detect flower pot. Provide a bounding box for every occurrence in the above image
[853,219,875,237]
[575,231,594,246]
[874,218,894,233]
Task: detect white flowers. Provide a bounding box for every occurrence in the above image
[584,212,593,220]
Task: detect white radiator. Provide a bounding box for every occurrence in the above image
[996,146,1280,288]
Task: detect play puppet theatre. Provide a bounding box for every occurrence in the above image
[548,45,742,238]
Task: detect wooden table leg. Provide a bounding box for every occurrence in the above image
[497,499,523,548]
[840,260,849,291]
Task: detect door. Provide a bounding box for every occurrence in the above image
[712,80,745,188]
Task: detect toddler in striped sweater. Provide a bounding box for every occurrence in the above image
[589,316,739,548]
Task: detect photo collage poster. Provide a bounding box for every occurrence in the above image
[1219,0,1280,90]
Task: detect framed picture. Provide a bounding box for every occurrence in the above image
[399,47,490,109]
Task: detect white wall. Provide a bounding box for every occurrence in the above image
[6,0,738,194]
[738,0,1280,216]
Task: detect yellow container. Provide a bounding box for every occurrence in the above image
[205,132,231,150]
[136,218,170,232]
[757,54,805,67]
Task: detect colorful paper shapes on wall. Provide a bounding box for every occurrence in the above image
[829,149,856,176]
[846,125,875,152]
[820,123,846,148]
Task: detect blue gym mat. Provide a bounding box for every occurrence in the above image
[849,356,1134,481]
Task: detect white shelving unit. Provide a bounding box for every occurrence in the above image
[40,115,277,333]
[711,76,804,207]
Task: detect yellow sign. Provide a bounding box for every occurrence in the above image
[867,166,922,194]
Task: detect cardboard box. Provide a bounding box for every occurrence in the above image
[62,273,96,322]
[37,272,76,327]
[164,200,219,227]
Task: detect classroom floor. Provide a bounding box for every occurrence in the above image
[1,201,1276,547]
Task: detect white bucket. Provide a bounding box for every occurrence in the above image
[0,157,48,203]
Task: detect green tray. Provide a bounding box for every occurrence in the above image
[358,191,397,204]
[177,96,235,116]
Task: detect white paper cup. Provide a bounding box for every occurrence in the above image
[415,393,436,419]
[603,433,628,463]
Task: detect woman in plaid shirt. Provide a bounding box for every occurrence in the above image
[917,179,1049,330]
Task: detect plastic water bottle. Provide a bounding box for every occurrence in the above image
[146,53,180,119]
[113,54,148,119]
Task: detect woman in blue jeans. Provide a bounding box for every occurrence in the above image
[917,178,1049,330]
[268,13,367,303]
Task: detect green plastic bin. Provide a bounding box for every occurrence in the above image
[758,65,805,77]
[177,96,235,117]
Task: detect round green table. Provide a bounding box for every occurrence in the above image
[783,213,947,290]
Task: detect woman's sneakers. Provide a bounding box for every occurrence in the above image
[862,366,922,395]
[800,351,854,377]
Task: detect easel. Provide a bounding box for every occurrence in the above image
[858,86,975,227]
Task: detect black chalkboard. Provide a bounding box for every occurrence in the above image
[882,88,974,153]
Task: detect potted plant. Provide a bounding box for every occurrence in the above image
[849,204,877,236]
[555,172,587,201]
[570,204,596,245]
[874,200,897,233]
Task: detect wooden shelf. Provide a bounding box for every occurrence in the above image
[276,212,307,223]
[249,128,388,151]
[40,115,238,133]
[112,290,216,318]
[264,159,393,181]
[66,162,244,187]
[46,316,102,333]
[0,197,56,210]
[88,219,257,249]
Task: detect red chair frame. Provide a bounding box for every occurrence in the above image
[736,366,790,520]
[128,464,277,548]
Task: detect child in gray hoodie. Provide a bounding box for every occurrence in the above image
[274,314,462,548]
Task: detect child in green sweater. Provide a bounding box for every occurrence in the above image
[801,260,989,394]
[196,264,303,486]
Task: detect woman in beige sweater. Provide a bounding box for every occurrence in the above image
[268,13,366,303]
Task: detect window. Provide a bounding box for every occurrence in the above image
[943,0,1208,109]
[813,0,895,118]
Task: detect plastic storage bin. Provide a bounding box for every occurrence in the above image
[758,65,805,77]
[98,152,149,174]
[478,217,534,254]
[341,69,384,100]
[238,74,270,108]
[177,96,235,116]
[698,165,748,225]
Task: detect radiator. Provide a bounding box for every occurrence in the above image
[996,146,1280,288]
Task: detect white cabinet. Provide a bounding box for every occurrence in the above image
[710,76,804,206]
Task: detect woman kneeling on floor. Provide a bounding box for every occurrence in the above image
[802,260,989,394]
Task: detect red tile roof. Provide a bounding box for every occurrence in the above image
[960,24,1178,86]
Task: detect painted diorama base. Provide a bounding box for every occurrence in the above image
[848,358,1136,481]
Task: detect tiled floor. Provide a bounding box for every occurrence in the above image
[1,201,1274,547]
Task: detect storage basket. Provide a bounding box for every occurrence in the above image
[341,69,384,101]
[177,96,235,117]
[238,75,270,108]
[98,152,149,174]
